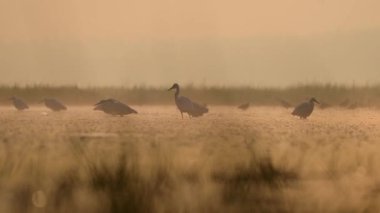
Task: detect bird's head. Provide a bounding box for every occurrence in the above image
[168,83,179,91]
[310,97,320,104]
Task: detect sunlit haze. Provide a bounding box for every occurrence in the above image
[0,0,379,87]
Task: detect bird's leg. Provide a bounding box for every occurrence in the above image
[181,112,183,119]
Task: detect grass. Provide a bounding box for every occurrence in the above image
[0,106,380,212]
[0,84,380,106]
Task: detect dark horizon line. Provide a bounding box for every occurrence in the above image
[0,82,379,90]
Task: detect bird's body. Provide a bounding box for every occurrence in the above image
[339,99,358,109]
[94,98,137,116]
[188,102,208,117]
[339,99,350,108]
[238,103,250,110]
[43,98,67,111]
[10,97,29,111]
[347,103,358,110]
[279,99,292,109]
[168,83,208,118]
[292,98,319,119]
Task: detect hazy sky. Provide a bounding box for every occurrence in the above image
[0,0,380,87]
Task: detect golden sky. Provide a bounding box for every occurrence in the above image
[1,0,380,41]
[0,0,379,86]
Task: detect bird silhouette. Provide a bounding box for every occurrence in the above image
[9,96,29,111]
[278,99,292,109]
[168,83,208,118]
[94,98,137,116]
[292,97,319,119]
[42,98,67,111]
[347,102,358,110]
[238,102,250,110]
[339,99,350,108]
[339,99,358,109]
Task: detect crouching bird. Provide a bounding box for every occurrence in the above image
[9,96,29,111]
[292,97,319,119]
[43,98,67,111]
[94,98,137,116]
[168,83,208,118]
[238,102,250,110]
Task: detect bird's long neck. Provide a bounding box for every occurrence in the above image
[174,87,180,99]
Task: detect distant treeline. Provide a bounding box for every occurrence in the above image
[0,84,379,107]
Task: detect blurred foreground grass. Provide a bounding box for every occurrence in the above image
[0,106,380,212]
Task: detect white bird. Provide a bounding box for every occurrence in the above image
[94,98,137,116]
[292,97,319,119]
[42,98,67,111]
[9,96,29,111]
[168,83,208,118]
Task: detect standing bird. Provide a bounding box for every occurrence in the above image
[9,96,29,111]
[168,83,208,118]
[42,98,67,111]
[292,97,319,119]
[238,102,250,110]
[94,98,137,116]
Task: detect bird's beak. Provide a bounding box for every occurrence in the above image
[315,100,320,104]
[168,87,173,91]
